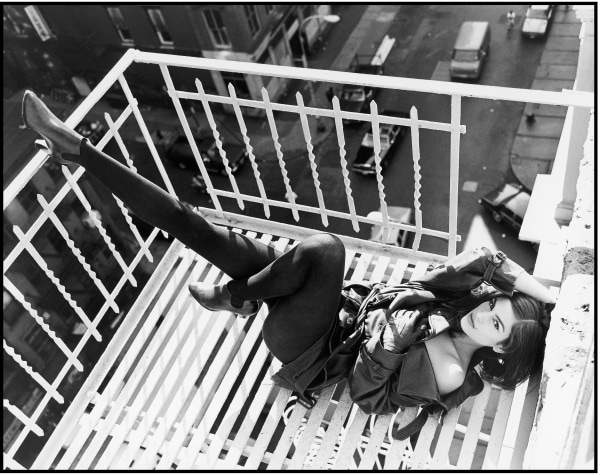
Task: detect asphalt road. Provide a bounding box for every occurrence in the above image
[312,4,544,268]
[97,4,544,269]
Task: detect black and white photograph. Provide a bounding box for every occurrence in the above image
[3,3,595,471]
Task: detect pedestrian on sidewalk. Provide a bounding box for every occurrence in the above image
[506,10,516,38]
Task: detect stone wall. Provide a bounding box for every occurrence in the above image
[523,110,595,469]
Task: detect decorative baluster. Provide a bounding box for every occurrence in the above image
[104,113,137,172]
[4,277,84,372]
[195,79,245,210]
[448,95,461,258]
[159,65,223,215]
[332,96,360,232]
[118,74,179,199]
[409,106,423,251]
[369,101,390,239]
[12,226,102,342]
[296,92,328,227]
[228,83,270,218]
[61,167,137,287]
[37,195,120,313]
[261,88,300,222]
[3,399,44,436]
[3,341,64,403]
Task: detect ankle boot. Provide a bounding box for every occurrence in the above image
[22,90,83,163]
[188,282,261,318]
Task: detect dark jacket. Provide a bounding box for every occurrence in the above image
[271,247,525,414]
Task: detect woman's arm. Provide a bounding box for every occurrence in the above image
[513,271,557,303]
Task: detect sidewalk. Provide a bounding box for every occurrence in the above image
[509,6,580,190]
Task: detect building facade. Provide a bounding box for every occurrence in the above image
[3,4,334,105]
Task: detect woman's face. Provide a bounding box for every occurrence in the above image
[460,297,518,352]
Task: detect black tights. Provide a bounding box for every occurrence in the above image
[69,140,346,363]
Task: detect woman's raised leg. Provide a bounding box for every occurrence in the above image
[21,90,280,280]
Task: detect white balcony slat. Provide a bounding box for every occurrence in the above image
[409,260,431,280]
[409,106,424,251]
[448,94,461,258]
[497,375,531,468]
[163,233,288,469]
[195,79,245,209]
[331,96,360,233]
[176,296,268,468]
[288,385,337,469]
[228,83,270,217]
[456,381,493,469]
[358,414,392,469]
[382,408,418,469]
[266,394,309,469]
[95,262,228,470]
[53,246,201,469]
[411,414,438,468]
[106,289,225,469]
[244,386,293,469]
[482,388,515,468]
[261,88,300,222]
[430,404,462,467]
[201,338,274,468]
[220,361,283,467]
[12,226,101,342]
[75,265,222,470]
[509,372,542,469]
[310,384,354,469]
[296,92,328,228]
[331,405,370,469]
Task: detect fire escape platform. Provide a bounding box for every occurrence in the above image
[40,230,540,470]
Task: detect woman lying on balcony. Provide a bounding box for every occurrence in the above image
[22,90,556,422]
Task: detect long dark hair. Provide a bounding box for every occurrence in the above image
[438,287,551,390]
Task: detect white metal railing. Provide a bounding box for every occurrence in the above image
[2,49,594,469]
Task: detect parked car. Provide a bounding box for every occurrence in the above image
[522,5,554,38]
[367,206,414,248]
[340,58,384,124]
[75,120,105,145]
[165,135,248,175]
[351,110,408,175]
[339,85,375,118]
[479,183,531,232]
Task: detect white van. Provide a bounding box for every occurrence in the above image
[450,21,491,80]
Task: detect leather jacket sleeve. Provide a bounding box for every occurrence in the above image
[415,247,526,296]
[348,326,408,415]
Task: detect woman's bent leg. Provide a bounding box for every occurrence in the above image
[73,140,280,279]
[229,234,346,363]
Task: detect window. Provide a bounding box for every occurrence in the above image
[203,9,230,47]
[244,5,260,37]
[106,7,133,43]
[3,290,23,327]
[221,72,250,98]
[146,7,173,45]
